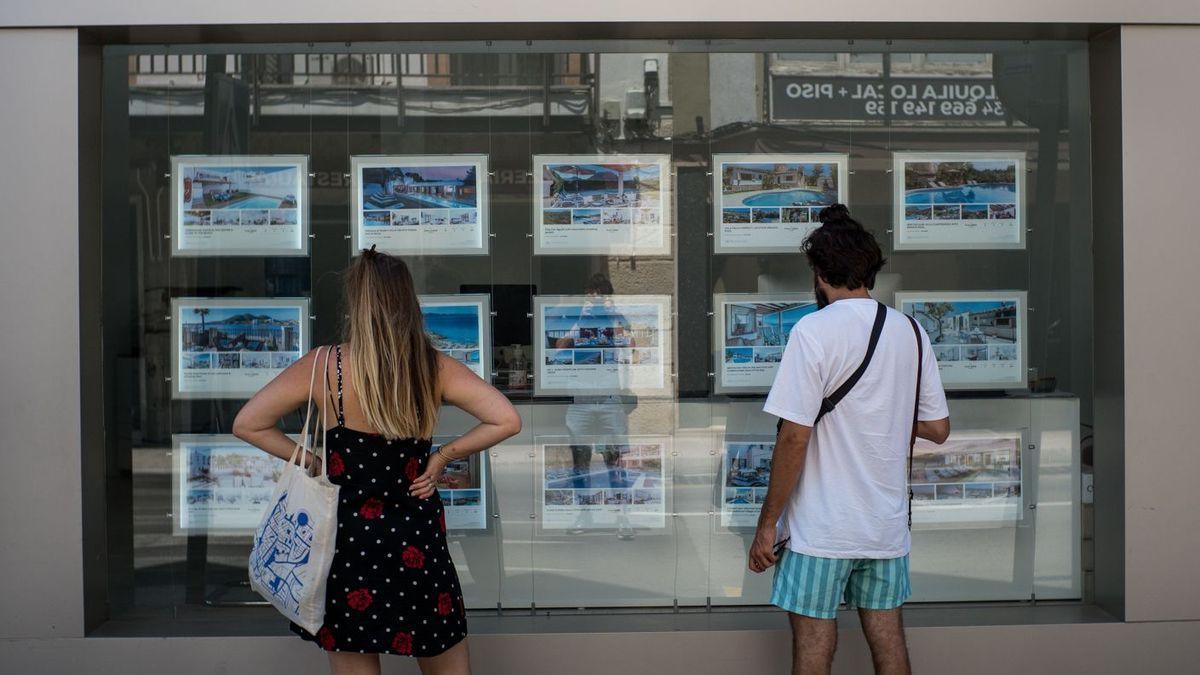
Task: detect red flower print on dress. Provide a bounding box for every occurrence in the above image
[391,630,413,655]
[401,545,425,569]
[346,587,373,612]
[316,626,336,650]
[327,451,344,477]
[437,592,453,616]
[358,496,384,520]
[404,457,421,482]
[438,510,447,534]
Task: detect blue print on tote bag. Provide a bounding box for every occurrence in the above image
[250,491,315,616]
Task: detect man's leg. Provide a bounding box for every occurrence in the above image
[788,613,837,675]
[770,551,854,675]
[845,556,912,675]
[857,607,910,675]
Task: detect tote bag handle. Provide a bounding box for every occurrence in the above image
[287,345,331,474]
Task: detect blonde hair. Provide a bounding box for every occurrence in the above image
[342,249,439,439]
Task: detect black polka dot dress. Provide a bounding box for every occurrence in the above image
[290,345,467,657]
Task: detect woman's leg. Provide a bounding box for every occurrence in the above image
[417,638,471,675]
[327,651,381,675]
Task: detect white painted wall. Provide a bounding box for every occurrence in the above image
[1120,24,1200,623]
[0,28,83,639]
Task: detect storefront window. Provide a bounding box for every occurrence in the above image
[95,37,1092,633]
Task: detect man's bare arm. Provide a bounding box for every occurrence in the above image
[916,417,950,444]
[749,420,812,573]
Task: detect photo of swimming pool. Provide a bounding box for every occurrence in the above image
[720,161,840,208]
[361,164,478,210]
[902,159,1018,206]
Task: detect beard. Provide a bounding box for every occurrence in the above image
[814,274,830,309]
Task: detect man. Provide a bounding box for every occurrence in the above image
[748,205,951,675]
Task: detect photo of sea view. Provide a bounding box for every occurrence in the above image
[361,164,478,211]
[179,305,302,366]
[182,165,300,210]
[903,158,1018,225]
[421,302,482,370]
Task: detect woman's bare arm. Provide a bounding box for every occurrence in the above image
[232,348,326,470]
[409,353,522,499]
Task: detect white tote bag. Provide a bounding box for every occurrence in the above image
[248,346,341,634]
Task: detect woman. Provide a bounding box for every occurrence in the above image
[234,248,522,675]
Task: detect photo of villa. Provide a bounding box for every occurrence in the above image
[171,156,308,256]
[352,155,489,255]
[715,294,817,393]
[720,160,840,209]
[542,300,660,352]
[174,435,287,534]
[419,295,490,381]
[534,155,670,255]
[535,295,670,395]
[724,442,774,489]
[713,155,846,253]
[541,162,661,210]
[363,210,391,227]
[904,300,1018,350]
[909,432,1023,519]
[894,153,1025,251]
[181,164,300,211]
[361,163,477,211]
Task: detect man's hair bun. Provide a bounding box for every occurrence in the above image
[817,203,853,225]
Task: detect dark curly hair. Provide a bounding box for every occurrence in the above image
[800,204,886,290]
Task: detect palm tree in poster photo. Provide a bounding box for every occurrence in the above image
[194,307,210,332]
[915,302,955,343]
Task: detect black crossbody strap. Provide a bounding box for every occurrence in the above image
[906,314,923,529]
[814,301,888,424]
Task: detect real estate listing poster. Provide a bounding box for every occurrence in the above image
[719,437,776,528]
[431,440,487,531]
[713,154,848,254]
[540,437,668,530]
[351,155,489,255]
[171,297,310,399]
[534,295,672,397]
[893,152,1026,251]
[419,294,491,382]
[171,155,309,256]
[533,155,671,255]
[713,293,818,394]
[173,434,289,535]
[910,431,1024,525]
[896,291,1027,390]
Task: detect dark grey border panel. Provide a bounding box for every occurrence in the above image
[1087,27,1125,620]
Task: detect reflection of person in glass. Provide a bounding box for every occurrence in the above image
[560,273,636,538]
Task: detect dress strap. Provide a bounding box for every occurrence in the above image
[334,344,346,426]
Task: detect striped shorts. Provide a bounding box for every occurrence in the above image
[770,549,911,620]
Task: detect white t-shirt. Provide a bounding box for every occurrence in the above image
[763,297,949,559]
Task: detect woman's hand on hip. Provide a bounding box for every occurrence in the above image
[409,452,447,499]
